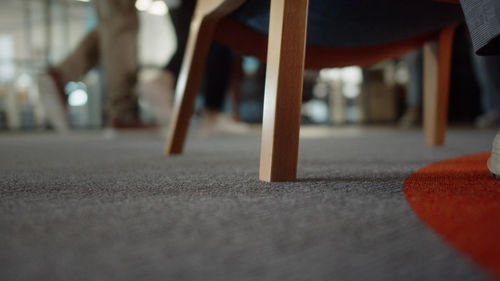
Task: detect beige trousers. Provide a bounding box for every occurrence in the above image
[57,0,138,119]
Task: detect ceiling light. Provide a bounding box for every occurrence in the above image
[68,89,88,107]
[135,0,152,11]
[148,1,168,15]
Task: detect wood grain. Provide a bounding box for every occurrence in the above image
[259,0,309,182]
[423,25,455,146]
[166,0,459,182]
[165,0,246,154]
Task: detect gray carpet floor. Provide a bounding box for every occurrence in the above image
[0,127,497,281]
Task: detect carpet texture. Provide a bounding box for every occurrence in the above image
[0,128,497,281]
[404,152,500,279]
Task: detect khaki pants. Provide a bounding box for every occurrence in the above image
[57,0,138,119]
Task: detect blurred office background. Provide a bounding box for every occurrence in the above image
[0,0,482,131]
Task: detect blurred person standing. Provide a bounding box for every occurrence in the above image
[38,0,164,132]
[399,49,500,129]
[472,55,500,128]
[142,0,249,135]
[398,49,423,128]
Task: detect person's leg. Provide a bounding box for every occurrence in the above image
[460,0,500,177]
[164,0,196,78]
[400,49,423,127]
[472,54,500,127]
[165,0,247,135]
[406,49,424,108]
[38,26,100,132]
[55,30,99,83]
[202,42,232,111]
[198,42,248,135]
[94,0,139,122]
[165,0,230,110]
[460,0,500,55]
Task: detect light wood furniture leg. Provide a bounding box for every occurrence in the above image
[165,0,245,154]
[259,0,309,182]
[423,26,455,146]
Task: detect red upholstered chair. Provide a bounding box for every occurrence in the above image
[164,0,462,182]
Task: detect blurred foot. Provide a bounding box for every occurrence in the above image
[37,70,70,132]
[109,115,157,130]
[137,70,174,126]
[475,111,500,128]
[199,110,250,136]
[488,130,500,179]
[398,107,421,128]
[103,115,158,139]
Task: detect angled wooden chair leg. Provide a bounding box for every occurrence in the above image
[259,0,309,182]
[423,26,455,146]
[164,16,215,154]
[165,0,247,155]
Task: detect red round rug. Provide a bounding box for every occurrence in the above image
[404,152,500,279]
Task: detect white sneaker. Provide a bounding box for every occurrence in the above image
[137,70,174,126]
[487,130,500,179]
[199,110,250,136]
[398,107,422,128]
[38,72,70,133]
[475,111,500,129]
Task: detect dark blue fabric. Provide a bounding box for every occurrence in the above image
[231,0,464,48]
[460,0,500,55]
